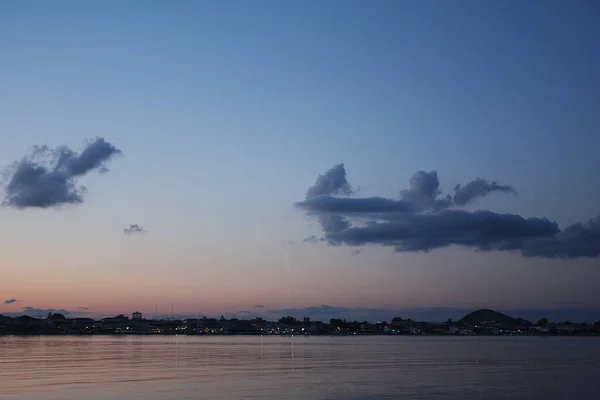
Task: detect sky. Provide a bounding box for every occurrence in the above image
[1,0,599,322]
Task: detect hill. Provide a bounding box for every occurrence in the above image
[458,309,531,326]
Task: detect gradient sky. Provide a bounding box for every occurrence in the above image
[1,0,599,319]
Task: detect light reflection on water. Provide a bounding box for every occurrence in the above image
[1,335,599,399]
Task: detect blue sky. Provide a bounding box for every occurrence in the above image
[1,1,599,320]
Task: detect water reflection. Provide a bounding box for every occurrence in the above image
[0,336,599,399]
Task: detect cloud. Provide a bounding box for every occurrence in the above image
[453,178,516,206]
[302,163,356,234]
[3,298,17,304]
[297,195,416,214]
[1,138,121,209]
[326,210,559,252]
[296,164,600,258]
[401,170,452,211]
[305,163,353,200]
[303,235,321,243]
[351,249,363,256]
[519,216,600,258]
[398,171,514,209]
[124,224,146,235]
[78,306,89,310]
[255,304,265,308]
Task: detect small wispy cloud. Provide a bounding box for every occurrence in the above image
[78,306,89,310]
[3,298,18,304]
[255,304,265,308]
[303,235,320,243]
[124,224,146,235]
[351,249,363,256]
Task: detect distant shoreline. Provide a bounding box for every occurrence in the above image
[2,332,598,338]
[3,309,599,337]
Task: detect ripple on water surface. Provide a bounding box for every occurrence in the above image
[1,336,599,399]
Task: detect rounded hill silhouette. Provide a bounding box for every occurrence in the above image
[459,309,531,326]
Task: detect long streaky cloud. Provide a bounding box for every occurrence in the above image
[1,138,121,209]
[3,298,18,304]
[297,195,416,214]
[296,164,600,259]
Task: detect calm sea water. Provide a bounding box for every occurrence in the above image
[1,335,599,399]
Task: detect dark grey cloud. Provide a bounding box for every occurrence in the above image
[401,170,452,211]
[297,164,600,259]
[519,216,600,258]
[78,306,89,310]
[255,304,265,308]
[305,163,353,200]
[297,195,416,214]
[317,214,351,233]
[124,224,146,235]
[453,178,516,206]
[3,298,17,304]
[351,249,363,256]
[1,138,121,209]
[398,170,514,210]
[326,210,559,252]
[296,170,514,217]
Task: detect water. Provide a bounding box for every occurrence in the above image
[1,335,598,399]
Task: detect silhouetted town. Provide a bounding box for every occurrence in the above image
[1,309,599,336]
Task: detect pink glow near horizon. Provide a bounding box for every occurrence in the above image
[3,246,599,318]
